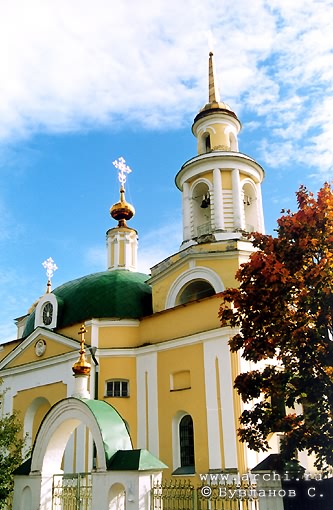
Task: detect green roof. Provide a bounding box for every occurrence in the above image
[108,449,167,471]
[24,270,152,336]
[83,399,132,462]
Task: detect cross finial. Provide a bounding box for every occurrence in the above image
[78,324,87,352]
[112,156,132,186]
[42,257,58,293]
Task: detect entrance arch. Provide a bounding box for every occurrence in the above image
[31,397,132,475]
[13,396,165,510]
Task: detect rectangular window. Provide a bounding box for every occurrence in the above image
[106,380,129,398]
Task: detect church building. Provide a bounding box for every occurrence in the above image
[0,53,314,492]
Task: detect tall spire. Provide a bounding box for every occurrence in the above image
[208,51,220,103]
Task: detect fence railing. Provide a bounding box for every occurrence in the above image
[151,479,259,510]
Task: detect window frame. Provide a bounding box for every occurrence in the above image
[105,379,130,398]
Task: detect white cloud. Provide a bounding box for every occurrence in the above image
[0,0,332,173]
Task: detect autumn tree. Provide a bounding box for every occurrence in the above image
[0,380,27,508]
[219,183,333,470]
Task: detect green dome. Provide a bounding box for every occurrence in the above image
[23,270,152,337]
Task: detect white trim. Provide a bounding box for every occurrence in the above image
[232,167,242,229]
[34,294,58,330]
[0,327,80,370]
[136,352,159,456]
[31,398,109,474]
[176,152,264,191]
[204,338,238,470]
[172,411,188,471]
[85,319,140,328]
[149,239,254,284]
[213,168,224,230]
[165,266,224,309]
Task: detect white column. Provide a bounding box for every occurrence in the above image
[213,168,224,230]
[232,168,243,229]
[256,182,265,234]
[182,182,191,241]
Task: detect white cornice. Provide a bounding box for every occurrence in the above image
[0,350,78,377]
[175,151,265,190]
[85,319,140,328]
[97,326,235,357]
[149,240,254,284]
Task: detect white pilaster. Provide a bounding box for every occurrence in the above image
[107,228,138,271]
[136,352,159,457]
[256,182,265,233]
[213,168,224,230]
[232,168,243,230]
[204,336,238,470]
[182,182,191,241]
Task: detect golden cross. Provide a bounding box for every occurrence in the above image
[78,324,87,353]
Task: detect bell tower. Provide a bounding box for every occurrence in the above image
[176,52,265,248]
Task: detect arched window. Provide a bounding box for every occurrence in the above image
[179,415,195,469]
[191,181,212,238]
[204,133,211,152]
[177,280,215,305]
[242,182,258,233]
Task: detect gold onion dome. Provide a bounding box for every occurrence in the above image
[110,185,135,227]
[72,325,91,376]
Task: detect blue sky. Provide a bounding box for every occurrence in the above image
[0,0,332,342]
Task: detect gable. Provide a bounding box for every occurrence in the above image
[0,329,80,371]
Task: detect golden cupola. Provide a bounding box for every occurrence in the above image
[110,185,135,227]
[106,157,138,271]
[72,325,91,377]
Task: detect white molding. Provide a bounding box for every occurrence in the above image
[176,152,264,191]
[0,327,80,371]
[85,319,140,328]
[149,241,254,284]
[136,352,159,456]
[172,410,188,470]
[204,338,238,470]
[31,398,109,474]
[165,266,224,309]
[34,293,58,330]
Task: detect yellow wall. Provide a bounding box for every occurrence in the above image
[13,381,67,441]
[99,356,137,447]
[59,324,88,342]
[221,170,232,189]
[0,340,20,363]
[98,325,140,349]
[7,335,76,368]
[157,342,209,475]
[139,296,221,344]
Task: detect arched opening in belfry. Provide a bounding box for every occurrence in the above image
[242,182,258,233]
[199,132,212,153]
[204,133,211,152]
[191,181,212,239]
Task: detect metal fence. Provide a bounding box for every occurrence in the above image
[151,479,259,510]
[52,473,92,510]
